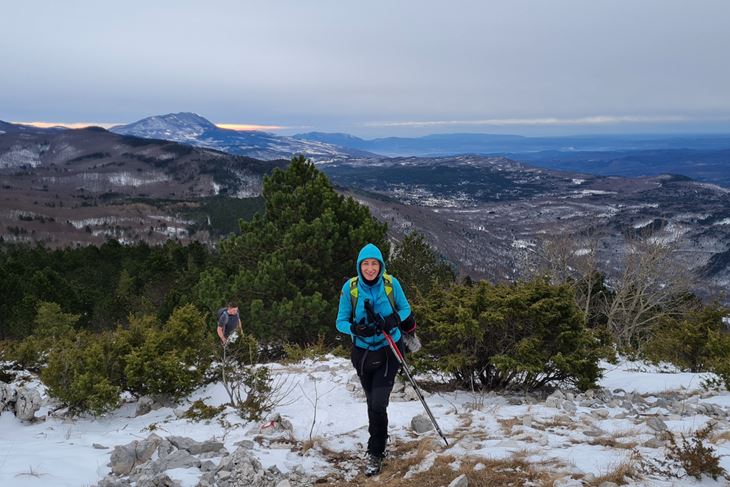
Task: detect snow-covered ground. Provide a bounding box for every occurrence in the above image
[1,357,729,486]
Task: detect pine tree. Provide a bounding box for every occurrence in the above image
[388,232,455,300]
[218,155,388,343]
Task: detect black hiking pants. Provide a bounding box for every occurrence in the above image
[351,340,402,458]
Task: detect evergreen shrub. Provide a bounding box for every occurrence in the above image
[125,304,213,398]
[645,304,730,389]
[41,331,122,414]
[415,279,602,391]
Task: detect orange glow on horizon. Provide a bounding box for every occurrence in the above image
[13,121,287,132]
[216,123,284,131]
[13,121,118,129]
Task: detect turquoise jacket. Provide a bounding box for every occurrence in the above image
[336,243,411,350]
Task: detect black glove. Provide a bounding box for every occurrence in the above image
[364,299,398,334]
[350,318,377,338]
[399,313,416,334]
[382,313,400,333]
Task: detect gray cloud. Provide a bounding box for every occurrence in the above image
[2,0,729,136]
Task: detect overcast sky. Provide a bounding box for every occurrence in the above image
[2,0,729,137]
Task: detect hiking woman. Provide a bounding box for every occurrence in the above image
[335,243,416,476]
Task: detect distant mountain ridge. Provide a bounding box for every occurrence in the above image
[295,131,730,186]
[294,131,730,156]
[110,113,371,161]
[1,121,728,301]
[0,120,66,135]
[0,123,282,246]
[320,155,730,299]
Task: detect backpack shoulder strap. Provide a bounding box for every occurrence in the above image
[349,277,359,320]
[382,273,396,312]
[349,274,398,320]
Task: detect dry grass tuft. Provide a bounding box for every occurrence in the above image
[318,441,569,487]
[533,414,577,431]
[709,429,730,444]
[586,454,641,486]
[299,435,327,454]
[497,417,521,435]
[588,437,639,450]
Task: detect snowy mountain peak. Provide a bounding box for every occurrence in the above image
[109,113,373,161]
[111,112,218,140]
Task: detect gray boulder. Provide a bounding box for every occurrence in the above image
[402,384,419,402]
[216,446,266,484]
[15,386,42,421]
[449,473,469,487]
[411,414,434,434]
[152,450,200,473]
[645,416,669,432]
[96,475,132,487]
[0,383,16,410]
[135,396,155,417]
[168,435,223,455]
[110,444,137,476]
[110,434,163,475]
[135,472,179,487]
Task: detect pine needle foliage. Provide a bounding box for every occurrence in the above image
[219,155,388,344]
[415,278,602,391]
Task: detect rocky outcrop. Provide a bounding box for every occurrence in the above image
[97,434,314,487]
[0,382,42,421]
[109,434,164,475]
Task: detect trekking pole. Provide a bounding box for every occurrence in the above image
[364,300,448,446]
[382,330,448,446]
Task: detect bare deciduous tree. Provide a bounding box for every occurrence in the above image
[602,232,698,352]
[536,229,605,321]
[221,343,297,420]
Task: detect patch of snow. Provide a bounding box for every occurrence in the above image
[0,145,42,168]
[1,355,729,486]
[633,219,655,229]
[511,239,534,249]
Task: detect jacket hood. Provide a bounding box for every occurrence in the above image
[356,243,385,283]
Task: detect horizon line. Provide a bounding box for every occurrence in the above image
[10,121,288,132]
[363,114,730,128]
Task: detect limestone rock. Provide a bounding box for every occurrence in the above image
[411,414,434,434]
[402,384,420,402]
[591,409,610,419]
[110,434,162,476]
[135,396,154,417]
[645,416,669,432]
[110,444,138,476]
[135,472,179,487]
[152,450,201,472]
[0,383,16,410]
[15,386,42,421]
[448,473,469,487]
[96,475,132,487]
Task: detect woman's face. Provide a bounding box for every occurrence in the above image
[360,258,381,281]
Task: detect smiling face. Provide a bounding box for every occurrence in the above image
[360,258,381,281]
